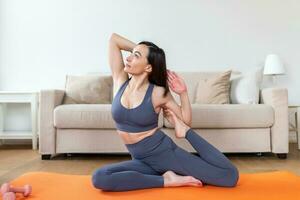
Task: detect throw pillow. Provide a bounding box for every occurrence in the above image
[194,70,232,104]
[230,67,263,104]
[62,75,112,104]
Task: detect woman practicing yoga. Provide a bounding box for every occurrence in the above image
[91,33,239,191]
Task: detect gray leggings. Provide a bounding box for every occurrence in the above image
[92,128,239,191]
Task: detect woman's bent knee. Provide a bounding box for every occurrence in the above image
[225,167,239,187]
[91,168,114,191]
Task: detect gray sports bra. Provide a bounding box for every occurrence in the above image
[111,77,159,133]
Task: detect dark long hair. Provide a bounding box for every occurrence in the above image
[138,41,169,97]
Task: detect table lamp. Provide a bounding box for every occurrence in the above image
[263,54,285,84]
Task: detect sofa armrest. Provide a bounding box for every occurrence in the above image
[260,87,289,153]
[39,89,65,155]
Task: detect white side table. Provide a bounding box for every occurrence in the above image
[288,105,300,150]
[0,91,39,150]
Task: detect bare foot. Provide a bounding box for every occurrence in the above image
[163,170,203,187]
[164,108,190,138]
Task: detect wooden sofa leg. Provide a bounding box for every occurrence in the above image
[276,153,287,159]
[41,154,51,160]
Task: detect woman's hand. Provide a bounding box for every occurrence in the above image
[167,70,187,95]
[162,106,175,125]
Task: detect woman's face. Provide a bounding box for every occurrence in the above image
[125,44,152,74]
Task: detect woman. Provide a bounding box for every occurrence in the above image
[91,33,239,191]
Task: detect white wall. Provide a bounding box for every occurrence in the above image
[0,0,299,103]
[0,0,299,143]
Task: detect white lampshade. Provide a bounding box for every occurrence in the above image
[263,54,285,75]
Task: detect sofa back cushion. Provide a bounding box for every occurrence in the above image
[62,75,113,104]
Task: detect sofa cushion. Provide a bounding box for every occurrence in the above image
[54,104,164,129]
[62,75,113,104]
[164,104,274,128]
[230,67,263,104]
[194,70,232,104]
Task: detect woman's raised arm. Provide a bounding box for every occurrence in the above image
[109,33,136,85]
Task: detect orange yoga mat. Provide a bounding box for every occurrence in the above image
[3,170,300,200]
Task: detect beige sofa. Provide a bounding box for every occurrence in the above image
[39,72,289,160]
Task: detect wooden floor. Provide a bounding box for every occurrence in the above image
[0,143,299,184]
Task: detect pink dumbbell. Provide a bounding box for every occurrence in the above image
[2,192,16,200]
[1,183,32,197]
